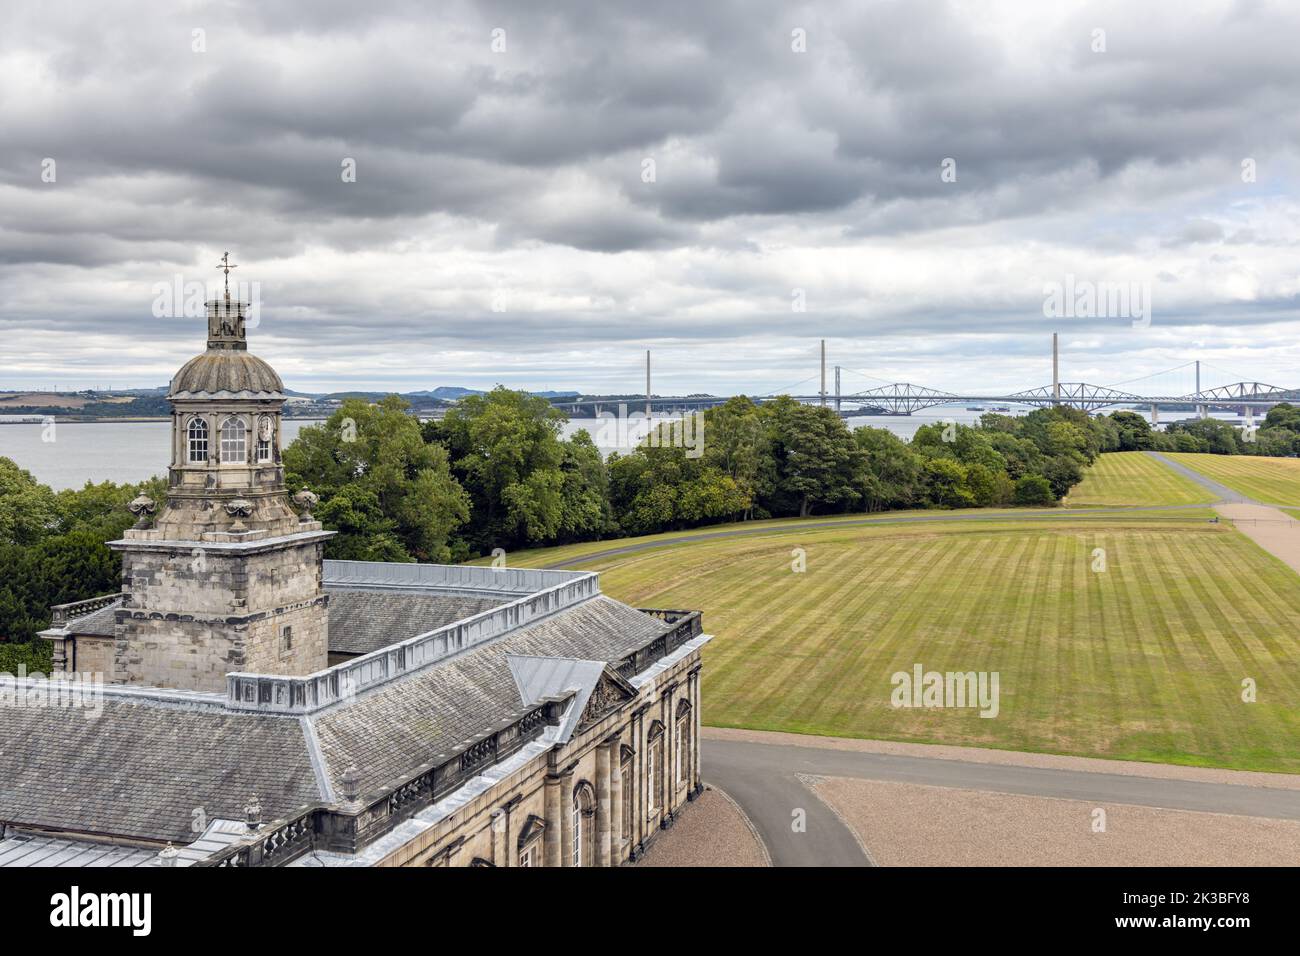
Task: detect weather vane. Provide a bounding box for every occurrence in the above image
[216,251,237,302]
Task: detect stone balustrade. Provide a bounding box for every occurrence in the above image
[49,593,120,626]
[226,566,600,715]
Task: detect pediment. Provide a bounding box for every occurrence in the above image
[577,668,637,729]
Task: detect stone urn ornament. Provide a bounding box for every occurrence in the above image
[293,488,319,522]
[225,498,254,532]
[127,494,157,529]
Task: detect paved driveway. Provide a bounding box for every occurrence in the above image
[703,733,1300,867]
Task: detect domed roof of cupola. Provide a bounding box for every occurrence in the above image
[169,349,284,399]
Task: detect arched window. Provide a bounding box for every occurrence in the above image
[675,698,693,789]
[619,747,633,847]
[220,417,247,464]
[255,415,273,463]
[572,783,595,867]
[647,722,665,818]
[187,418,209,463]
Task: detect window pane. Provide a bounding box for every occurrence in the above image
[187,419,208,463]
[220,418,247,463]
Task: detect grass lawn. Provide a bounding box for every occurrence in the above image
[1065,451,1217,507]
[508,515,1300,773]
[480,505,1214,570]
[1167,452,1300,506]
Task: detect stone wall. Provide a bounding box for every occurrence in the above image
[73,636,115,680]
[374,643,705,868]
[112,538,330,691]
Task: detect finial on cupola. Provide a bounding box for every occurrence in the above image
[216,251,238,303]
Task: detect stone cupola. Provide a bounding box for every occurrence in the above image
[154,277,302,539]
[108,254,333,691]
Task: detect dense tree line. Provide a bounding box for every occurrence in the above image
[286,391,1116,555]
[1106,403,1300,457]
[605,397,1111,530]
[0,458,165,669]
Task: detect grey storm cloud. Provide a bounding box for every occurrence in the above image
[2,0,1300,395]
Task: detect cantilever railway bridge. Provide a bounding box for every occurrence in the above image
[554,380,1300,417]
[551,341,1298,419]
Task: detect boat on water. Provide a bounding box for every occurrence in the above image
[966,406,986,412]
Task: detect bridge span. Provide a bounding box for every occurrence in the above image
[554,380,1300,418]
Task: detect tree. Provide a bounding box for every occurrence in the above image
[1042,455,1084,500]
[1018,406,1102,463]
[766,398,862,517]
[1013,474,1055,506]
[556,430,614,540]
[922,457,974,509]
[912,423,1006,473]
[964,462,1012,507]
[1108,411,1154,451]
[986,431,1043,480]
[608,442,748,535]
[1166,418,1240,455]
[0,470,165,648]
[854,427,922,512]
[285,397,469,562]
[1262,403,1300,434]
[428,387,575,551]
[1246,427,1297,457]
[313,486,410,562]
[701,397,773,519]
[0,457,59,546]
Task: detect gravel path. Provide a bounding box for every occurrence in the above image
[1214,502,1300,574]
[635,785,771,867]
[1145,452,1300,575]
[811,776,1300,866]
[1146,451,1244,502]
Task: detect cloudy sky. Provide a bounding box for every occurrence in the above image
[2,0,1298,398]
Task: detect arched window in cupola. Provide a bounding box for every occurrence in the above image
[220,416,247,464]
[187,417,209,464]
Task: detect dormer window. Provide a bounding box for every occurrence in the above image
[220,417,247,464]
[187,418,209,463]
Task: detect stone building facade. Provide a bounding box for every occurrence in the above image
[11,261,709,867]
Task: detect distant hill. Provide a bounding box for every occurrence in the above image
[407,386,485,400]
[406,387,581,401]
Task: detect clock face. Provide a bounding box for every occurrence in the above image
[259,417,273,441]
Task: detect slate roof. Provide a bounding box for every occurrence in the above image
[312,596,669,796]
[0,699,321,844]
[325,589,507,656]
[5,575,679,850]
[64,600,120,637]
